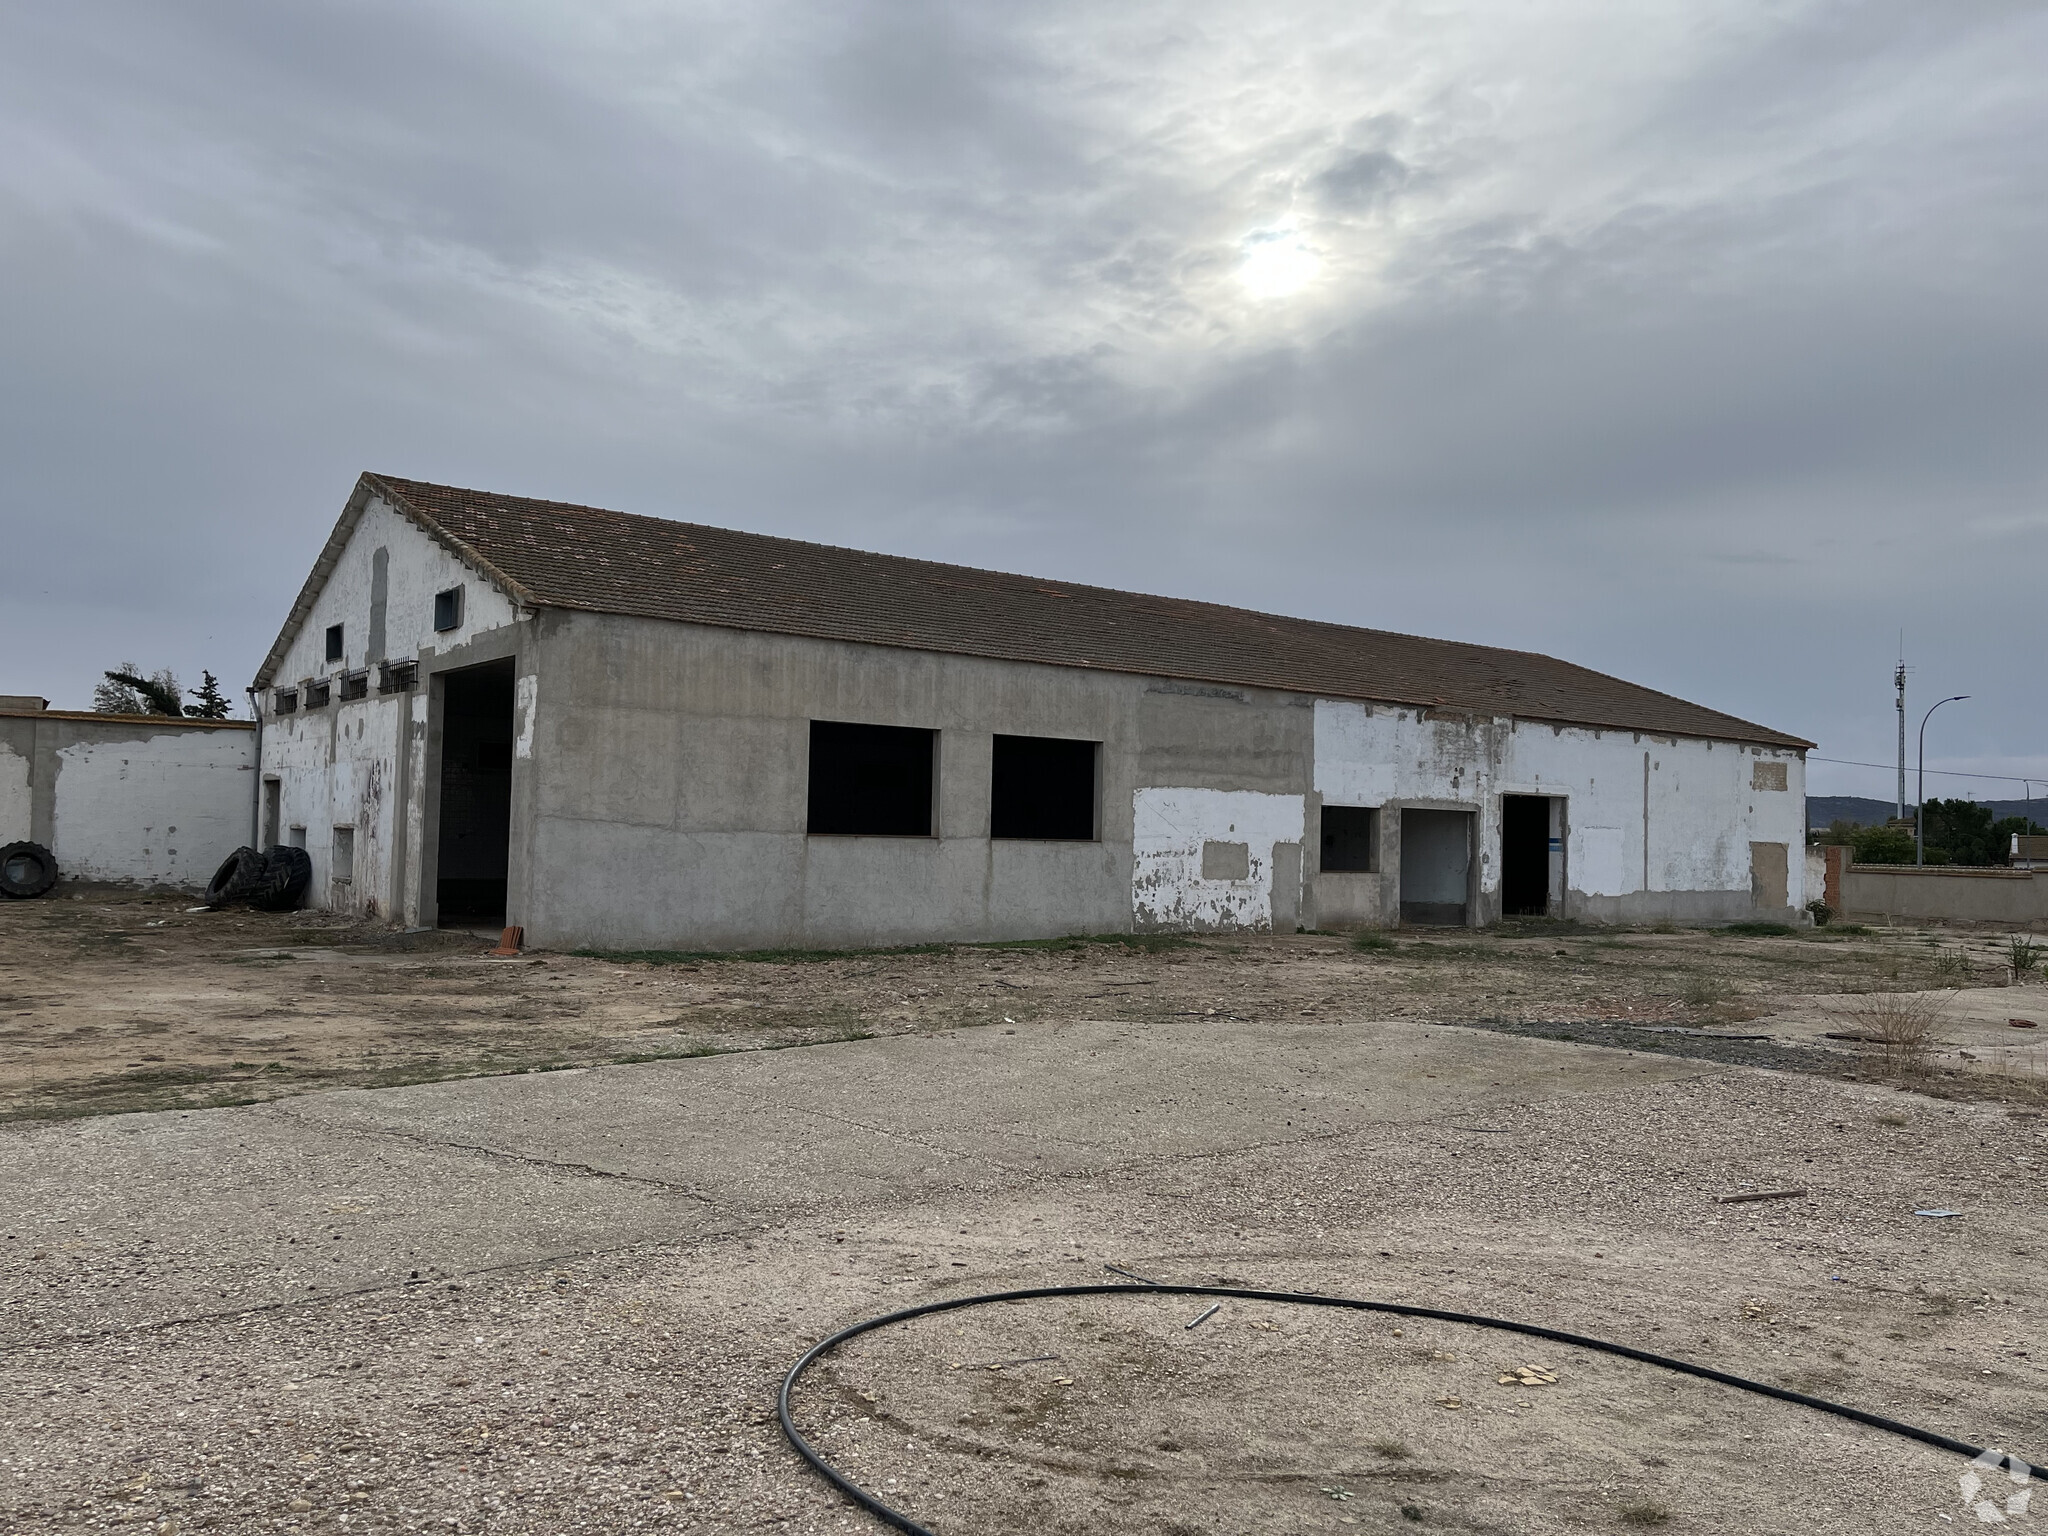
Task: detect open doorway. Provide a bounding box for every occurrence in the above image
[1400,808,1472,925]
[436,659,514,928]
[1500,795,1553,917]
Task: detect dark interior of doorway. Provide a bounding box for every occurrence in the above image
[437,659,514,927]
[1501,794,1551,917]
[1399,808,1472,926]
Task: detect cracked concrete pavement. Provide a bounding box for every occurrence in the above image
[3,1015,2044,1534]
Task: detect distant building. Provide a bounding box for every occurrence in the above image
[249,474,1811,947]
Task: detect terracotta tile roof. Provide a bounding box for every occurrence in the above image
[365,474,1809,749]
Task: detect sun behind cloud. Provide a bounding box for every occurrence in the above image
[1237,226,1321,299]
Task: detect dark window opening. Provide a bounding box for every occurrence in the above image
[1320,805,1376,872]
[990,735,1096,840]
[273,688,299,715]
[325,624,344,663]
[807,721,935,836]
[378,659,418,693]
[304,680,331,709]
[339,670,369,702]
[434,587,465,633]
[1501,795,1552,917]
[1400,807,1472,926]
[436,659,515,927]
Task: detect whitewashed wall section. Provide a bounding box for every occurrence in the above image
[1312,700,1804,907]
[0,743,29,843]
[1132,787,1305,930]
[50,729,254,884]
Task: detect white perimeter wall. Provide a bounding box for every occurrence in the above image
[0,717,255,886]
[1313,701,1806,912]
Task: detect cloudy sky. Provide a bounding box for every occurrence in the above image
[4,1,2043,800]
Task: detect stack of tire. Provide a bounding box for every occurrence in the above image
[0,841,59,900]
[206,845,314,912]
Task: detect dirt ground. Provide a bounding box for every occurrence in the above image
[3,891,2047,1535]
[5,886,2047,1124]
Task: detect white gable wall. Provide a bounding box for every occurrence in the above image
[260,495,520,918]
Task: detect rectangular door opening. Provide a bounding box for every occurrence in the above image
[1400,807,1472,926]
[1500,795,1553,917]
[436,659,515,928]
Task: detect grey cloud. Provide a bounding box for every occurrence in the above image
[1313,149,1410,211]
[1,0,2044,792]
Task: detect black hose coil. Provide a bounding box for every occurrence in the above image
[777,1280,2040,1536]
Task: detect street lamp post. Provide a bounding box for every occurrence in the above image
[1916,695,1970,866]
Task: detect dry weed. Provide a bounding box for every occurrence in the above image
[1841,990,1951,1077]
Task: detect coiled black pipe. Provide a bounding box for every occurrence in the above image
[777,1280,2040,1536]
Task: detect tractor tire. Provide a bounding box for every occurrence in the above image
[0,841,58,899]
[205,846,267,908]
[249,845,313,912]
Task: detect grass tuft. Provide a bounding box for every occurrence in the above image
[1722,921,1795,937]
[1352,931,1398,952]
[1617,1499,1672,1527]
[979,932,1194,955]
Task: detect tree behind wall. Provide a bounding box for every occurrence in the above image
[183,670,233,719]
[93,663,184,716]
[1921,798,2047,865]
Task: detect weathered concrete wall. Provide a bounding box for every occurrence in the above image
[520,611,1307,950]
[257,494,523,918]
[1841,863,2048,926]
[0,710,254,887]
[1310,701,1805,927]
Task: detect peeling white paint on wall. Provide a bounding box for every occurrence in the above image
[51,730,253,885]
[260,496,521,918]
[1312,699,1805,913]
[514,674,537,760]
[0,743,29,843]
[1132,787,1304,931]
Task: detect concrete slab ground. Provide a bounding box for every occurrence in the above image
[2,1014,2043,1535]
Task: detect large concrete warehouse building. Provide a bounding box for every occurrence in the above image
[251,473,1811,948]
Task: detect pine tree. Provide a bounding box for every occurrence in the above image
[94,664,184,716]
[183,670,233,719]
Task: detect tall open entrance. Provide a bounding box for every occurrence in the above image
[1500,794,1554,917]
[1400,808,1472,926]
[436,659,514,928]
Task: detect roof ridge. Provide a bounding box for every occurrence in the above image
[341,474,1810,749]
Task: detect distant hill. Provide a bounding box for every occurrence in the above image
[1808,795,1899,829]
[1808,794,2048,830]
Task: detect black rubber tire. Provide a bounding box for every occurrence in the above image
[248,845,313,912]
[205,846,267,908]
[0,841,58,899]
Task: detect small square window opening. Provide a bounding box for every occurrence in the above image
[1321,806,1377,872]
[990,735,1098,840]
[434,587,465,633]
[325,624,344,663]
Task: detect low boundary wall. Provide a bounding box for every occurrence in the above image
[1834,852,2048,927]
[0,707,256,888]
